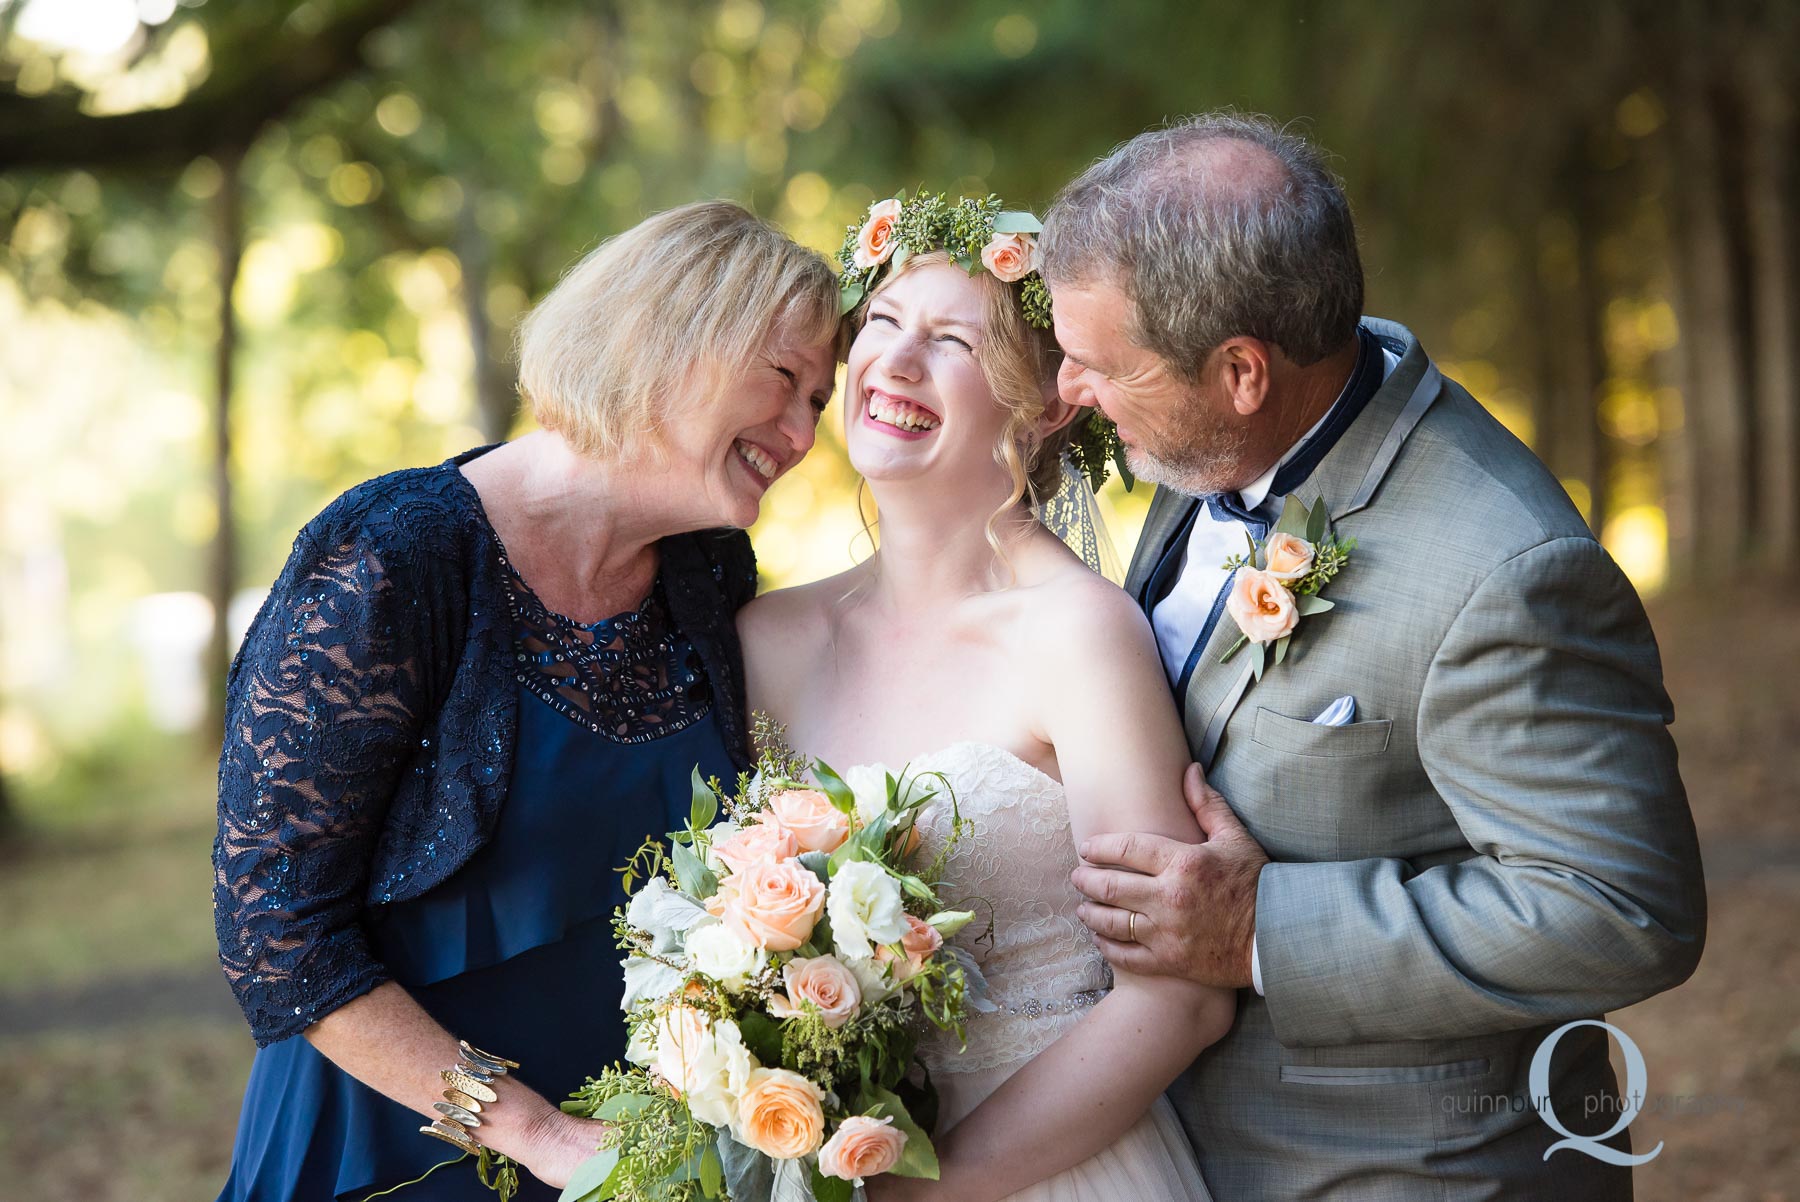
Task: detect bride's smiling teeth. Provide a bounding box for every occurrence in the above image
[866,395,941,432]
[735,439,777,481]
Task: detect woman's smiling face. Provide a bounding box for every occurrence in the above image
[844,260,1012,491]
[664,316,839,530]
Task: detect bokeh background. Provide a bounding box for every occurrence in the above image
[1,1,1796,1198]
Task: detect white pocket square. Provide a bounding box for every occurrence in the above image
[1312,695,1356,726]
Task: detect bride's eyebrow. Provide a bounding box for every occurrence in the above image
[876,301,983,336]
[933,316,983,335]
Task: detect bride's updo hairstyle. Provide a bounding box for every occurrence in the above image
[858,249,1073,519]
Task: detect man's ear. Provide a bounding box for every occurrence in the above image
[1214,336,1274,417]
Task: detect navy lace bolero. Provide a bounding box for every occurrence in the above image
[212,448,757,1046]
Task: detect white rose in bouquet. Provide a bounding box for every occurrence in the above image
[684,918,766,991]
[841,764,892,828]
[651,1004,754,1128]
[827,861,908,961]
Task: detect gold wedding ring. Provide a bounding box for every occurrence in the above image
[1127,910,1140,943]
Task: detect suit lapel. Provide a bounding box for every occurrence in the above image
[1124,484,1201,606]
[1179,319,1444,765]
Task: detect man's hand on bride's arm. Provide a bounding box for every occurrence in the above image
[1070,763,1269,989]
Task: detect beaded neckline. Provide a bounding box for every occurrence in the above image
[499,548,715,745]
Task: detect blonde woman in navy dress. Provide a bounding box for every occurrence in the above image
[213,202,841,1201]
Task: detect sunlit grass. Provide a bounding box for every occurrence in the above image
[2,1017,250,1202]
[0,736,217,992]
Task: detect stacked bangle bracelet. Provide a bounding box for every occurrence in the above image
[419,1040,522,1156]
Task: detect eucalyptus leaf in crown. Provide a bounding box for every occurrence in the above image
[837,191,1131,493]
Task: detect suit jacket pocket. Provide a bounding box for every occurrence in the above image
[1278,1057,1491,1086]
[1251,706,1393,758]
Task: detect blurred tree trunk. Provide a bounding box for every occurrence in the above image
[456,188,515,441]
[207,147,244,737]
[1569,163,1613,536]
[1742,39,1800,576]
[1531,150,1612,535]
[1664,47,1756,579]
[1524,226,1561,478]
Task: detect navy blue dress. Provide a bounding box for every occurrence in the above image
[218,565,738,1201]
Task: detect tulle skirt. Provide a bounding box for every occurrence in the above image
[934,1062,1214,1202]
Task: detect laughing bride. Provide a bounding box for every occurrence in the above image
[737,193,1230,1202]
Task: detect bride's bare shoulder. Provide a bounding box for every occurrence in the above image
[1012,545,1157,666]
[737,566,863,650]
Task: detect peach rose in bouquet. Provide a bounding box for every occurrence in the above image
[819,1115,908,1183]
[765,787,850,854]
[707,856,825,951]
[735,1067,828,1159]
[768,954,863,1028]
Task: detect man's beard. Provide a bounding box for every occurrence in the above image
[1124,406,1257,497]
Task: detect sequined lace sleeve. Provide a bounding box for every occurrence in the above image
[213,525,428,1045]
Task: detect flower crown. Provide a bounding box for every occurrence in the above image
[836,191,1130,492]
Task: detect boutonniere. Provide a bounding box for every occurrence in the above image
[1219,495,1354,680]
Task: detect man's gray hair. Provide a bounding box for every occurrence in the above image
[1039,112,1363,373]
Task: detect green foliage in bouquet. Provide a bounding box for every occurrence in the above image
[558,1070,719,1202]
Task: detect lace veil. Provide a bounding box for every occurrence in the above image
[1035,457,1124,584]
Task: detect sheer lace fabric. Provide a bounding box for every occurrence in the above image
[888,743,1114,1076]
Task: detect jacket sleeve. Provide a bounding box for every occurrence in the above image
[719,527,759,609]
[212,521,430,1046]
[1257,536,1707,1046]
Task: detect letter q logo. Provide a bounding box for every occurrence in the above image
[1530,1019,1663,1166]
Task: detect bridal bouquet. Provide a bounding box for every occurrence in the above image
[557,729,978,1202]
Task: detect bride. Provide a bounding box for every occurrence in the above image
[738,194,1232,1202]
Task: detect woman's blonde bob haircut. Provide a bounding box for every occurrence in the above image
[518,200,842,459]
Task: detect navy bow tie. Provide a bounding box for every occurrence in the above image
[1204,491,1270,531]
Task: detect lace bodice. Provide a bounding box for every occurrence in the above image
[850,743,1111,1075]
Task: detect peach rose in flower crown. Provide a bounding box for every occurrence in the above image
[853,198,903,269]
[980,231,1036,282]
[874,913,943,984]
[818,1115,908,1183]
[1262,532,1316,583]
[768,953,862,1027]
[765,788,850,854]
[706,856,824,951]
[735,1067,827,1159]
[711,820,800,876]
[1226,568,1299,644]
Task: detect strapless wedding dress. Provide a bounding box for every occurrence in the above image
[845,743,1213,1202]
